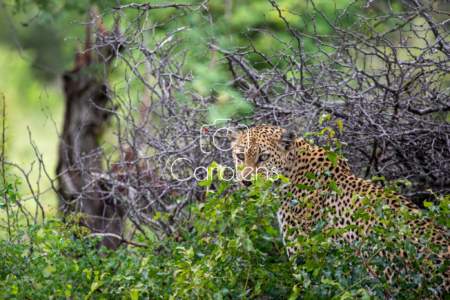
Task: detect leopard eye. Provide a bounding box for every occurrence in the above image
[237,153,245,161]
[259,155,269,162]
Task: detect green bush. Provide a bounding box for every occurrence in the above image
[0,176,295,299]
[1,171,450,299]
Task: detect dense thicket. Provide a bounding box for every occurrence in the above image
[54,0,450,237]
[1,0,450,298]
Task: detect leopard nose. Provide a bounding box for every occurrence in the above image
[242,180,252,187]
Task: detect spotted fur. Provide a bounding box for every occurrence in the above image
[229,124,450,296]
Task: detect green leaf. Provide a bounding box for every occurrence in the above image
[305,172,317,181]
[295,184,316,191]
[264,225,278,236]
[319,114,331,125]
[286,227,297,237]
[314,220,326,233]
[217,181,230,194]
[289,285,300,300]
[91,281,102,292]
[219,218,229,234]
[335,120,343,133]
[187,246,195,260]
[130,290,139,300]
[396,178,412,187]
[198,162,223,186]
[11,284,18,295]
[227,239,238,247]
[326,181,342,196]
[343,225,359,231]
[313,268,321,279]
[83,269,92,279]
[340,292,354,299]
[327,151,338,168]
[243,238,254,252]
[254,279,263,295]
[198,178,213,186]
[237,289,251,297]
[321,278,344,291]
[424,200,433,208]
[298,148,308,155]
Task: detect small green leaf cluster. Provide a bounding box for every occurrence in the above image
[0,178,21,210]
[304,114,346,163]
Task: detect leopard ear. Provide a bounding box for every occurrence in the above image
[227,128,242,147]
[276,131,297,151]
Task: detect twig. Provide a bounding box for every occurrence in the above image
[338,231,396,299]
[89,233,148,248]
[1,91,11,242]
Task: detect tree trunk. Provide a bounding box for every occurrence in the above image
[56,14,121,250]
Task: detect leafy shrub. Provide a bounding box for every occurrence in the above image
[2,171,450,299]
[0,177,296,299]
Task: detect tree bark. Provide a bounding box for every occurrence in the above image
[56,15,121,250]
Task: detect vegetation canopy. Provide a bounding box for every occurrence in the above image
[2,171,450,299]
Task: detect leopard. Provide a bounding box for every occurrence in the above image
[228,124,450,297]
